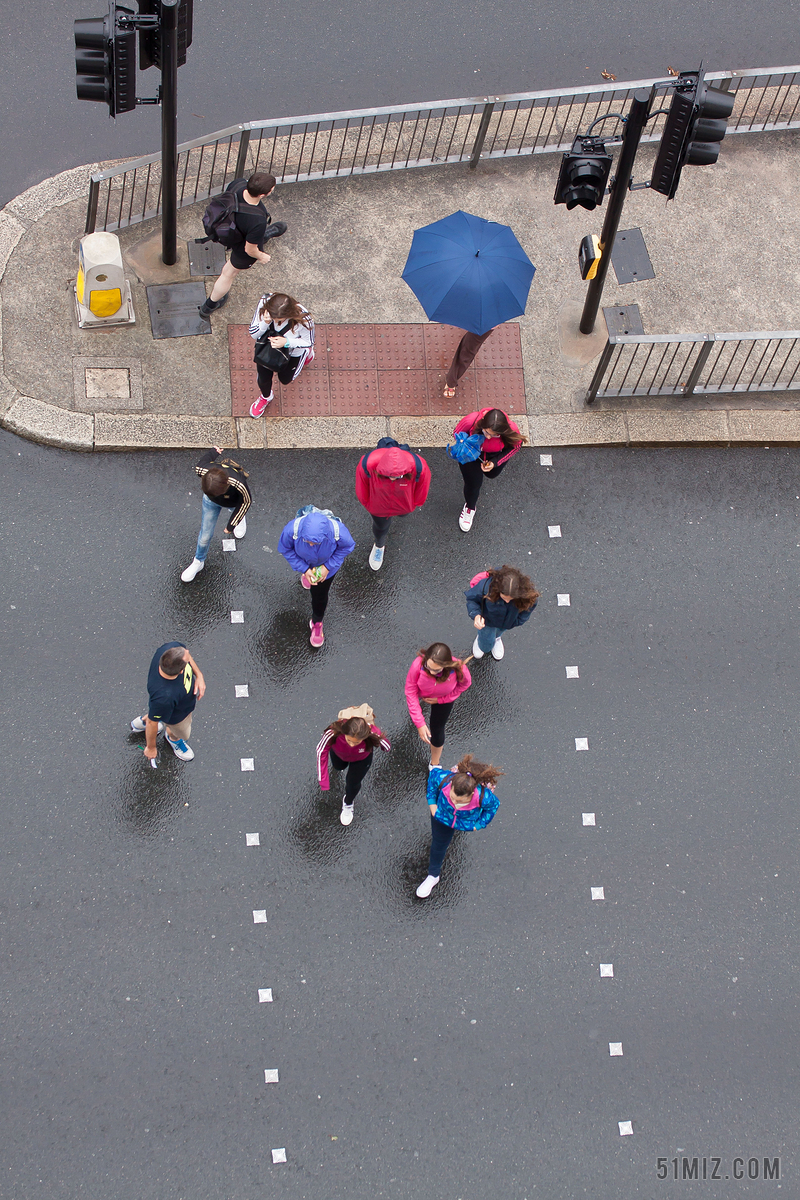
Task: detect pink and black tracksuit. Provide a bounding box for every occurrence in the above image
[317,726,391,803]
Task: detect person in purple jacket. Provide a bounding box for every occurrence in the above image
[278,505,355,647]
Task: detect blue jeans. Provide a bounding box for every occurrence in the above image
[429,815,455,877]
[195,494,223,562]
[477,624,501,653]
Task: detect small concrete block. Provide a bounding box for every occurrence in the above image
[627,410,729,444]
[548,524,562,538]
[575,737,589,751]
[528,412,629,447]
[591,886,605,900]
[600,963,614,978]
[3,396,94,451]
[241,758,254,771]
[230,610,244,623]
[618,1121,633,1136]
[390,416,459,447]
[582,813,596,825]
[222,539,236,552]
[246,833,260,846]
[727,410,800,442]
[94,413,236,450]
[235,416,267,449]
[557,594,570,606]
[566,665,579,678]
[264,415,387,449]
[253,910,267,923]
[609,1042,623,1056]
[264,1069,280,1083]
[235,684,249,698]
[85,367,130,400]
[539,453,552,466]
[271,1148,287,1164]
[258,988,273,1003]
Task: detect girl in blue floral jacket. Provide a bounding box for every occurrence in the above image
[416,754,502,898]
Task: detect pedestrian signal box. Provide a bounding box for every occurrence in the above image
[74,231,135,327]
[579,234,602,281]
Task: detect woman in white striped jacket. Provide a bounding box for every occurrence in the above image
[249,291,315,418]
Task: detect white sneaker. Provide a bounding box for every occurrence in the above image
[459,505,475,531]
[368,544,385,571]
[340,803,354,826]
[472,635,485,659]
[416,874,440,898]
[166,734,194,761]
[130,716,165,734]
[181,558,205,582]
[233,516,247,538]
[491,637,505,660]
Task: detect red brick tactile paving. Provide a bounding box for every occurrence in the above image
[229,323,525,419]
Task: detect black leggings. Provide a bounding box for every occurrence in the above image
[257,358,300,396]
[427,701,455,749]
[329,748,373,802]
[459,458,506,509]
[309,575,334,622]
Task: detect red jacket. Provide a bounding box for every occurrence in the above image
[355,446,431,517]
[454,409,523,467]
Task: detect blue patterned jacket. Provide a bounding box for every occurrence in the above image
[426,766,500,831]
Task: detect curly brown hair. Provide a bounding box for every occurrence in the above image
[325,715,382,749]
[486,565,539,611]
[449,753,504,799]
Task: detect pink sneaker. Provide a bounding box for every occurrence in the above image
[249,393,273,418]
[309,619,324,648]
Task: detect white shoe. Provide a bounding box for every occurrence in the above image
[491,637,505,660]
[368,544,385,570]
[459,505,475,531]
[416,874,440,898]
[472,635,485,659]
[130,716,165,734]
[340,803,354,826]
[181,558,205,582]
[233,516,247,538]
[166,734,194,761]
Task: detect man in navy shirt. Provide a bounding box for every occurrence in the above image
[130,642,206,762]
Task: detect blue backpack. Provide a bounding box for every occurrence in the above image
[446,431,484,464]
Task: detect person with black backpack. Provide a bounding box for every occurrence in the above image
[198,173,287,318]
[355,438,431,570]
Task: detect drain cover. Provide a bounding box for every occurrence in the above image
[147,282,211,339]
[187,240,226,276]
[603,304,645,337]
[611,228,655,285]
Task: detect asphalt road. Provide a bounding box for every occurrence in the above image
[2,432,799,1198]
[1,0,796,205]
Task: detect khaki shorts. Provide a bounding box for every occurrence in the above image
[166,713,193,741]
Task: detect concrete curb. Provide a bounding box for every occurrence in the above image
[3,159,800,453]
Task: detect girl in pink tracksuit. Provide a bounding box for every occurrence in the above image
[404,642,472,768]
[316,712,391,825]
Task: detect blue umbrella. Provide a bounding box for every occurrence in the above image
[401,209,535,336]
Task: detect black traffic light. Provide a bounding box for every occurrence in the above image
[554,136,613,211]
[74,2,136,116]
[138,0,193,69]
[650,69,734,198]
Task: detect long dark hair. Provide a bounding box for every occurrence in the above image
[258,291,313,330]
[486,565,539,611]
[449,753,504,799]
[418,642,465,684]
[471,408,527,448]
[325,715,381,749]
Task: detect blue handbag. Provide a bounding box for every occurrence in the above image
[446,431,484,464]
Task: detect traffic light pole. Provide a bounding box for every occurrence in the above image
[579,89,652,336]
[159,0,179,265]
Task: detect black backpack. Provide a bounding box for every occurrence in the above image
[197,179,250,248]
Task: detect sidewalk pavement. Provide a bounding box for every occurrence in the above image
[1,131,799,453]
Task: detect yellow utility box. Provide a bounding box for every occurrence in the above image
[74,232,135,328]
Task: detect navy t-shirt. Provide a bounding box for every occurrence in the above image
[147,642,196,725]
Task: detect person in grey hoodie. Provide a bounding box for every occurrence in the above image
[278,506,355,647]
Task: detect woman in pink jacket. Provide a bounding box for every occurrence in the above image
[404,643,472,767]
[452,406,527,532]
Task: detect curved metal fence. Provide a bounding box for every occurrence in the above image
[85,65,800,234]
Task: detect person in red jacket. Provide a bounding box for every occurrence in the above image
[452,407,527,531]
[355,438,431,571]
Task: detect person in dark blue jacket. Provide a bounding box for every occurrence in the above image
[416,754,503,898]
[278,506,355,647]
[464,565,539,661]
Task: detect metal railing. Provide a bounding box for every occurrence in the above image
[585,331,800,403]
[85,64,800,233]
